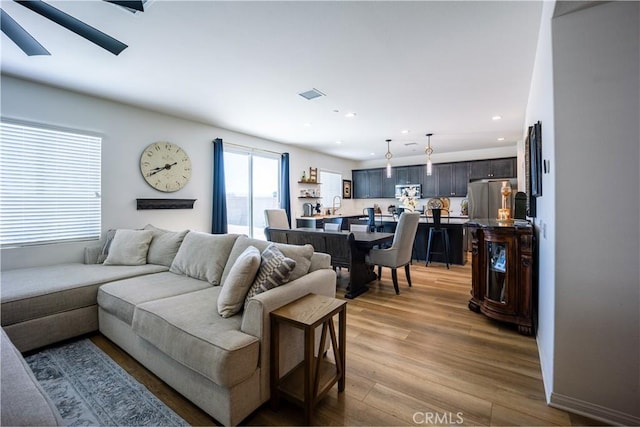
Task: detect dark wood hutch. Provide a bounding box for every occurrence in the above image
[467,219,535,336]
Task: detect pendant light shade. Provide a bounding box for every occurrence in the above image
[385,139,393,178]
[425,133,434,176]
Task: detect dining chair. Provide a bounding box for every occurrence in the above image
[347,217,369,232]
[324,222,341,231]
[349,224,369,232]
[365,211,420,295]
[264,209,290,229]
[323,217,343,230]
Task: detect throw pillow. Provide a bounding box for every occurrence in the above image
[103,229,154,266]
[217,246,261,318]
[143,224,189,267]
[245,244,296,305]
[96,229,117,264]
[169,231,240,285]
[220,236,313,284]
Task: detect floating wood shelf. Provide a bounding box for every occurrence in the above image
[136,198,196,210]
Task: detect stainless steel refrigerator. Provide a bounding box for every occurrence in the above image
[467,179,518,220]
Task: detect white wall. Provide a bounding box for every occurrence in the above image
[523,0,556,405]
[550,2,639,424]
[0,75,355,269]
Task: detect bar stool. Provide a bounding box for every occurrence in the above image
[364,207,384,232]
[425,208,450,269]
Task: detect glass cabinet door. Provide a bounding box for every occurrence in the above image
[486,241,508,303]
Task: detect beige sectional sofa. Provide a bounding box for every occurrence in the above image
[1,227,336,426]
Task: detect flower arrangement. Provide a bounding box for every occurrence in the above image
[399,186,420,212]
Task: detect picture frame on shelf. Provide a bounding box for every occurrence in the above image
[342,179,352,199]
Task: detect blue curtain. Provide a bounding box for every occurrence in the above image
[280,153,291,227]
[211,138,228,234]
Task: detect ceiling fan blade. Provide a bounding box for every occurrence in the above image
[15,0,128,55]
[0,8,50,55]
[103,1,144,12]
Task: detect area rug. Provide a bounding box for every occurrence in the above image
[25,338,188,426]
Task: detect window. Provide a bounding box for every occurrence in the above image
[320,170,342,209]
[0,121,101,246]
[224,148,280,240]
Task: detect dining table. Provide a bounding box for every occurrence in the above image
[265,227,395,299]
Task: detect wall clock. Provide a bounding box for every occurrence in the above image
[140,142,192,192]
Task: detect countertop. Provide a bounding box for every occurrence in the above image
[466,218,532,229]
[297,213,470,225]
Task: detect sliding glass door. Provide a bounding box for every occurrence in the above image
[224,148,280,239]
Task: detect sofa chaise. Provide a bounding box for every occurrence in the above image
[1,226,337,426]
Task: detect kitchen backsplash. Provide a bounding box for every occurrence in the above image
[350,197,469,217]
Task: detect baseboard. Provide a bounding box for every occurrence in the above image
[549,392,640,426]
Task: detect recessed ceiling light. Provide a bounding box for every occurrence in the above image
[497,137,505,141]
[370,152,375,156]
[303,122,312,127]
[345,112,357,118]
[401,130,410,134]
[492,115,502,121]
[335,140,342,145]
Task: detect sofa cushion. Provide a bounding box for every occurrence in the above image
[1,328,63,426]
[143,224,189,267]
[132,288,259,388]
[217,246,261,318]
[96,229,117,263]
[221,236,313,285]
[103,229,154,266]
[1,263,168,326]
[244,244,296,304]
[97,271,211,325]
[169,231,239,285]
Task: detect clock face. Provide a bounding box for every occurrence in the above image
[140,142,192,192]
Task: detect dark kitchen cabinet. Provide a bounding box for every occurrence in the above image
[382,173,396,198]
[469,157,516,180]
[452,162,469,196]
[353,168,384,198]
[352,170,369,199]
[353,158,510,199]
[423,172,437,198]
[367,168,384,198]
[395,165,424,186]
[433,162,469,197]
[434,164,453,197]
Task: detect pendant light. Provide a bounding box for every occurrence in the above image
[385,139,393,178]
[425,133,434,176]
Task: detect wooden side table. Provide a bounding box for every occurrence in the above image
[270,293,346,424]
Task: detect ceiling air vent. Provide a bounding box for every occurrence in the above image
[404,142,418,146]
[298,88,326,100]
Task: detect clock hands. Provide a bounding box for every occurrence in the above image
[147,162,177,177]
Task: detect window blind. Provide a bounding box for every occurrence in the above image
[0,121,101,246]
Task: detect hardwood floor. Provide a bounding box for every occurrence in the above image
[92,259,602,426]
